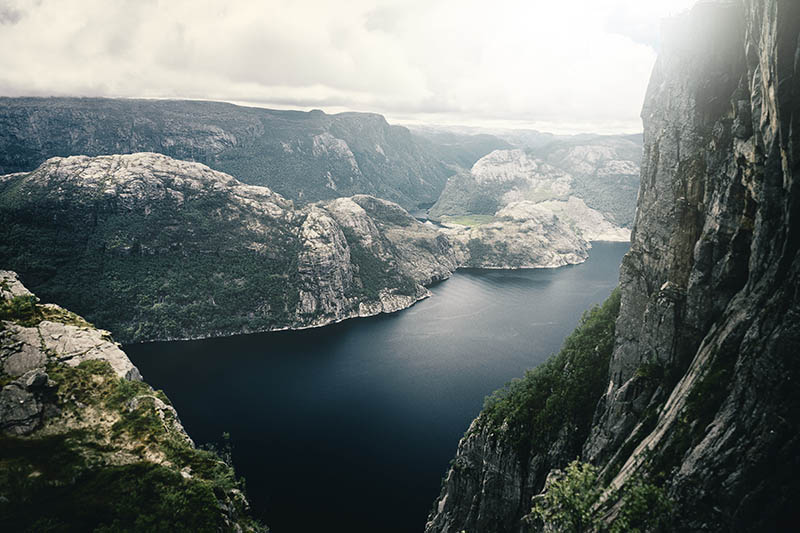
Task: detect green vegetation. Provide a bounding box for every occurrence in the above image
[531,461,602,533]
[529,460,672,533]
[1,457,249,533]
[1,359,265,532]
[341,227,417,299]
[0,176,303,342]
[41,305,94,328]
[481,289,621,458]
[465,238,529,268]
[0,294,95,330]
[441,214,496,227]
[0,294,41,326]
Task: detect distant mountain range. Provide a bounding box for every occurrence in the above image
[0,97,639,223]
[0,97,508,210]
[418,127,642,228]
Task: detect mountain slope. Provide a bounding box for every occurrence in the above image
[0,153,459,343]
[429,148,630,269]
[427,1,800,531]
[0,97,480,210]
[428,133,642,228]
[0,271,263,531]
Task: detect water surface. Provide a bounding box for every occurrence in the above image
[126,241,628,532]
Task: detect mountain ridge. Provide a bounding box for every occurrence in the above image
[0,96,509,211]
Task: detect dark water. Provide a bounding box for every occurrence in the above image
[126,241,628,533]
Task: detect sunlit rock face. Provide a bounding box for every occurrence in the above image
[427,1,800,531]
[0,153,459,343]
[431,147,631,269]
[438,203,591,269]
[430,134,640,228]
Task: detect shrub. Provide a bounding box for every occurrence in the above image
[481,289,621,458]
[530,459,672,533]
[0,294,41,326]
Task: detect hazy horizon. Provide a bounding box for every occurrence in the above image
[0,0,697,134]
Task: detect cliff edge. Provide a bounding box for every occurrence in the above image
[427,1,800,531]
[0,270,264,531]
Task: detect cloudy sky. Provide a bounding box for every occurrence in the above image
[0,0,696,133]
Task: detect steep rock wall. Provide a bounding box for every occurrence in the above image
[427,1,800,531]
[586,1,800,529]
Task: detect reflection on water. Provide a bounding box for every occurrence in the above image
[126,242,629,533]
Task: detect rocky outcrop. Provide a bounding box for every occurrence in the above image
[430,139,640,229]
[0,97,481,210]
[0,153,459,343]
[427,1,800,531]
[440,203,590,269]
[0,271,263,531]
[431,148,630,269]
[536,136,642,227]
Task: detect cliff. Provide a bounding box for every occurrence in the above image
[0,153,459,343]
[430,147,631,269]
[0,271,263,531]
[429,134,641,230]
[427,1,800,531]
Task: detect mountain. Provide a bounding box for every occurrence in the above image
[427,1,800,531]
[530,134,642,228]
[424,129,639,271]
[0,150,624,344]
[0,97,499,210]
[428,147,631,268]
[423,127,642,228]
[0,153,459,343]
[0,271,264,531]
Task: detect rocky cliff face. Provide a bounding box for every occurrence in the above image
[430,134,641,229]
[0,98,472,210]
[0,271,263,531]
[0,153,459,343]
[430,147,630,269]
[585,0,800,528]
[439,203,591,269]
[427,1,800,531]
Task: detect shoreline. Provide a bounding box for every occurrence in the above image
[124,241,630,346]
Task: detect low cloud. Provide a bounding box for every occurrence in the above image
[0,0,696,133]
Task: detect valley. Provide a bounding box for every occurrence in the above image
[125,242,629,532]
[3,1,798,529]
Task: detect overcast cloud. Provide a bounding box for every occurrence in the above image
[0,0,696,133]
